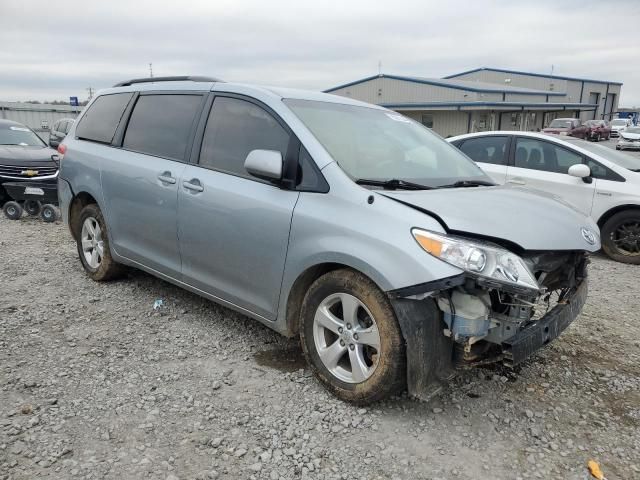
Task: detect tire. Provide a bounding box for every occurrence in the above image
[299,269,405,404]
[616,146,621,150]
[76,204,125,281]
[3,201,23,220]
[24,200,42,216]
[40,204,58,223]
[601,211,640,264]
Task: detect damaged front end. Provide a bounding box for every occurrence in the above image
[438,250,588,368]
[389,229,590,402]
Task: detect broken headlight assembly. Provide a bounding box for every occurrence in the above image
[411,229,540,292]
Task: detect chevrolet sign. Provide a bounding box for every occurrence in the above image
[21,170,39,177]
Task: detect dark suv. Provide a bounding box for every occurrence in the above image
[49,118,75,148]
[0,119,59,205]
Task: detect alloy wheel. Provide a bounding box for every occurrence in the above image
[612,221,640,256]
[313,293,381,383]
[81,217,104,268]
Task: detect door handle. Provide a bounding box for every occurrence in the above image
[158,172,176,184]
[183,179,204,193]
[507,178,526,185]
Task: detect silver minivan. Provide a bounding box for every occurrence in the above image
[58,76,600,404]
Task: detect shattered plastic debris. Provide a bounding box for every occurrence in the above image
[153,299,164,310]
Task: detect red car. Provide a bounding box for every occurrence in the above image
[583,120,611,141]
[542,118,589,139]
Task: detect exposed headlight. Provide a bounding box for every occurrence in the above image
[411,229,540,291]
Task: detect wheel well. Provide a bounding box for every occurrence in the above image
[69,192,98,240]
[597,205,640,229]
[285,263,355,337]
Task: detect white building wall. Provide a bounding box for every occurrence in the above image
[329,77,477,104]
[452,70,570,95]
[401,110,469,137]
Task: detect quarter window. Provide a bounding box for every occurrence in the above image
[199,97,290,178]
[514,138,582,174]
[123,94,202,161]
[76,93,134,144]
[459,136,509,166]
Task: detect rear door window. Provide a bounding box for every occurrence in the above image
[459,136,509,165]
[514,138,583,174]
[123,94,202,161]
[76,93,134,144]
[198,96,290,179]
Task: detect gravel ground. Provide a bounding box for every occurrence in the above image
[1,215,639,480]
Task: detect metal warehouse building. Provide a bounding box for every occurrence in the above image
[325,67,622,138]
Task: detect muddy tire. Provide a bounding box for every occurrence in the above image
[601,210,640,264]
[299,269,405,404]
[76,204,125,281]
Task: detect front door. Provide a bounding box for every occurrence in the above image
[506,136,596,215]
[178,95,299,320]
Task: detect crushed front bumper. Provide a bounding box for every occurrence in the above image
[502,278,587,367]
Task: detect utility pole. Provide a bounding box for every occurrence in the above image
[149,63,153,78]
[86,87,94,100]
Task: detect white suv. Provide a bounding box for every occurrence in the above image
[448,131,640,263]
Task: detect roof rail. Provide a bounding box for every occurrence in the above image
[113,76,224,87]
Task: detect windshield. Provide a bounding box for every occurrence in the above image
[565,138,640,171]
[284,99,489,188]
[611,120,627,126]
[0,124,45,146]
[624,127,640,134]
[549,119,572,128]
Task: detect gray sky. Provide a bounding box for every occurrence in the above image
[2,0,639,106]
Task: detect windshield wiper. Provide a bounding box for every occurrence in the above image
[435,180,496,189]
[355,178,432,190]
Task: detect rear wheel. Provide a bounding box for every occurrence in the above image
[299,269,405,404]
[24,200,42,216]
[76,204,125,280]
[3,201,23,220]
[601,211,640,264]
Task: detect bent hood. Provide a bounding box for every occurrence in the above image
[381,186,600,252]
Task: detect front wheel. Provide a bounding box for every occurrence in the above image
[76,204,125,280]
[601,211,640,264]
[299,269,406,404]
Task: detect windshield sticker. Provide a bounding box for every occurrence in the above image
[9,126,30,132]
[385,113,412,123]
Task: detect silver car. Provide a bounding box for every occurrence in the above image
[57,76,600,403]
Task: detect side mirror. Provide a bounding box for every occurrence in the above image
[49,139,59,148]
[244,149,283,181]
[568,164,592,183]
